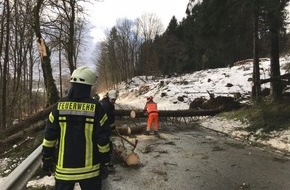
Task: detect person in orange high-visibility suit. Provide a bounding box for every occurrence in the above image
[143,96,159,136]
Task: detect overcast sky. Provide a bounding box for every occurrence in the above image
[80,1,290,68]
[86,0,189,42]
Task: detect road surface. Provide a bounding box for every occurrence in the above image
[101,122,290,190]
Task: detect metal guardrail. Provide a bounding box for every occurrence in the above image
[1,145,42,190]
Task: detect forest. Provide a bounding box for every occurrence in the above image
[0,0,289,129]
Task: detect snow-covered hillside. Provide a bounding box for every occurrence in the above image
[114,56,290,154]
[116,57,290,110]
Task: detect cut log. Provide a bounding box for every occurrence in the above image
[130,108,222,118]
[116,125,145,135]
[113,145,140,166]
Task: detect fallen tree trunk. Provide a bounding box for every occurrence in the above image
[116,125,145,135]
[3,105,124,140]
[1,106,221,144]
[1,105,53,139]
[0,121,46,145]
[0,136,33,157]
[3,107,219,139]
[114,109,132,117]
[258,73,290,85]
[113,144,140,166]
[129,108,223,119]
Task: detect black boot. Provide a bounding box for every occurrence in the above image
[154,131,159,136]
[145,131,150,135]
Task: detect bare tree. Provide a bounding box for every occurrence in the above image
[0,0,47,128]
[1,0,10,128]
[137,13,164,42]
[252,0,261,102]
[136,13,163,78]
[0,2,4,79]
[47,0,90,74]
[115,18,141,83]
[95,18,142,90]
[267,0,283,102]
[95,41,110,91]
[33,0,59,107]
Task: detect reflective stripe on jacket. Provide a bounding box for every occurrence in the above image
[100,97,115,130]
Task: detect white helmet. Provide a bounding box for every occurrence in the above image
[108,90,118,100]
[70,66,97,86]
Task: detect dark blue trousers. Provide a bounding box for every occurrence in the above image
[55,176,102,190]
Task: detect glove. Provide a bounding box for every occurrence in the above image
[42,157,54,176]
[110,123,116,130]
[100,164,109,180]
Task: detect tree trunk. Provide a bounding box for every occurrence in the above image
[268,0,282,102]
[252,3,261,102]
[33,0,59,107]
[0,120,46,145]
[28,40,34,115]
[58,27,63,98]
[270,27,282,102]
[114,109,132,117]
[67,12,76,74]
[129,108,222,119]
[0,105,54,138]
[1,0,10,129]
[116,125,144,135]
[113,144,140,166]
[259,73,290,84]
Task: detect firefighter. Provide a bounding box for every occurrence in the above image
[100,89,118,172]
[93,93,100,101]
[100,90,118,130]
[41,66,111,190]
[144,96,159,136]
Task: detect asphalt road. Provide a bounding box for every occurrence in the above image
[101,123,290,190]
